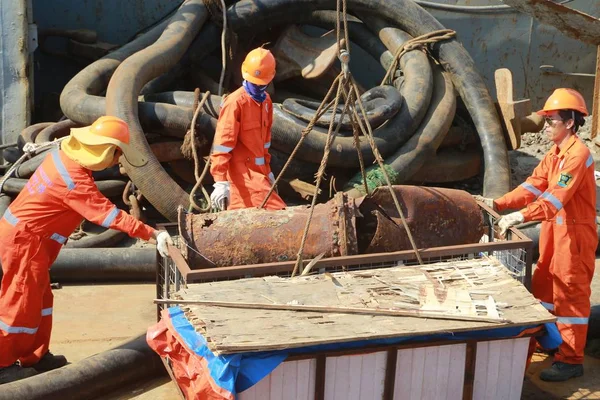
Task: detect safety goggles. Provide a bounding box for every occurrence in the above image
[544,117,563,127]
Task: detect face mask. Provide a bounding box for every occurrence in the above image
[243,80,268,102]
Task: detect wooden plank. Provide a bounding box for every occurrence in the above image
[593,46,600,141]
[472,341,488,400]
[269,362,284,399]
[409,348,426,400]
[297,359,315,400]
[394,348,414,400]
[174,260,552,354]
[496,340,514,400]
[509,338,530,400]
[347,356,362,400]
[484,341,502,400]
[447,344,466,400]
[422,347,440,399]
[157,298,508,324]
[435,345,451,400]
[282,361,298,399]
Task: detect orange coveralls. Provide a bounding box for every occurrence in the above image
[0,149,155,368]
[210,87,286,210]
[495,135,597,364]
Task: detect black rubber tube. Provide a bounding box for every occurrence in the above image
[35,120,79,144]
[49,248,156,282]
[20,122,54,145]
[0,194,11,218]
[64,229,127,249]
[226,0,510,197]
[106,0,209,221]
[141,21,221,95]
[59,20,169,125]
[282,85,403,131]
[345,65,456,197]
[14,151,52,178]
[0,334,164,400]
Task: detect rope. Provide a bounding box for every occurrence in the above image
[0,138,66,194]
[259,74,342,209]
[188,90,213,212]
[349,75,423,264]
[292,75,353,277]
[217,0,227,96]
[381,29,456,86]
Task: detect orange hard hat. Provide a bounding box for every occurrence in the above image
[537,88,589,116]
[70,116,146,166]
[241,48,276,85]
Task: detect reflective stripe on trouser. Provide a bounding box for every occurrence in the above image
[530,221,595,364]
[0,230,54,367]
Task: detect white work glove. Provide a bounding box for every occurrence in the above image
[268,172,275,185]
[156,231,174,258]
[473,195,495,210]
[211,181,230,211]
[497,211,524,237]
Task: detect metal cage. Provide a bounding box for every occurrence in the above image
[156,203,533,319]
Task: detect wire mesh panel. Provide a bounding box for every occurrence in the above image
[156,205,534,319]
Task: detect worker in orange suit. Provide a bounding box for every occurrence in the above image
[0,116,174,384]
[209,47,286,211]
[475,88,596,382]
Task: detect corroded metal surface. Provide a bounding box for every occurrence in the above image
[356,186,484,254]
[180,193,359,268]
[502,0,600,45]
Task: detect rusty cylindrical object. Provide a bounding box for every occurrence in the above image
[180,186,483,268]
[356,186,484,253]
[180,192,358,268]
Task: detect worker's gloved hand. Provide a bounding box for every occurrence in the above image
[156,231,174,258]
[473,195,496,210]
[211,181,230,211]
[268,172,275,185]
[497,211,524,237]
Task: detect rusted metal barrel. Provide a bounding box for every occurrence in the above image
[180,193,359,268]
[180,186,484,268]
[357,186,484,253]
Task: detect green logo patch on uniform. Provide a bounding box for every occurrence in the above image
[557,172,573,188]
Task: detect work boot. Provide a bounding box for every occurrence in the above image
[32,351,68,372]
[0,363,38,384]
[539,362,584,382]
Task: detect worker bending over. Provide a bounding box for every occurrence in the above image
[476,88,596,382]
[210,47,286,211]
[0,116,173,384]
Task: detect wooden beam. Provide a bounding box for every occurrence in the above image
[593,45,600,141]
[155,298,509,324]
